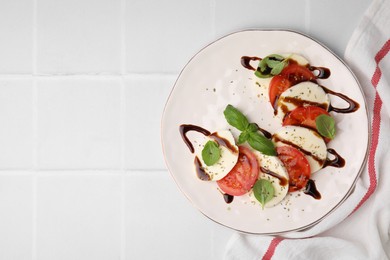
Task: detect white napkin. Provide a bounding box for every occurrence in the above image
[224,0,390,258]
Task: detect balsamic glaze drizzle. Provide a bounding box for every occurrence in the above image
[324,148,345,168]
[304,179,321,200]
[309,66,331,79]
[179,124,210,153]
[240,56,261,71]
[223,194,234,204]
[323,86,360,114]
[260,167,288,186]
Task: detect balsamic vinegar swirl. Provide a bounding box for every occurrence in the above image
[240,56,261,71]
[179,124,210,153]
[260,167,288,186]
[304,179,321,200]
[309,66,331,79]
[324,148,345,168]
[322,86,360,114]
[223,194,234,204]
[180,124,238,154]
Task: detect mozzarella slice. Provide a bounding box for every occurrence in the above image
[249,152,289,208]
[276,81,330,119]
[273,125,327,173]
[194,130,239,181]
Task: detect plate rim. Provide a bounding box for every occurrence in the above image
[161,28,371,235]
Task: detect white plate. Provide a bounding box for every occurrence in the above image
[161,30,369,235]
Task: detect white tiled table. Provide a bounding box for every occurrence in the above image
[0,0,372,259]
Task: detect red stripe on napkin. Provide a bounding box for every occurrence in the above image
[352,39,390,212]
[262,237,283,260]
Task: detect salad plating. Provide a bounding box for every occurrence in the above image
[179,53,359,209]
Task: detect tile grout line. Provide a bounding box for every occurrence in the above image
[31,0,38,257]
[120,0,127,259]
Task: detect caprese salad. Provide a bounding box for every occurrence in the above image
[179,53,359,209]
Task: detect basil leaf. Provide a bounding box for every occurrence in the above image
[253,179,275,209]
[202,141,221,166]
[266,59,281,68]
[223,104,249,131]
[223,104,276,156]
[258,58,268,72]
[247,132,277,156]
[247,123,259,133]
[255,54,286,79]
[265,54,285,68]
[316,114,336,139]
[254,69,273,78]
[238,131,249,145]
[266,54,285,61]
[270,60,287,75]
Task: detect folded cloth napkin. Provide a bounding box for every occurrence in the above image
[224,0,390,258]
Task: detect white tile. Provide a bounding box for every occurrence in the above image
[0,79,33,169]
[124,77,173,169]
[125,0,214,73]
[0,174,33,259]
[37,0,121,74]
[125,171,234,259]
[36,173,122,260]
[309,0,372,57]
[37,78,121,169]
[0,0,32,74]
[215,0,307,37]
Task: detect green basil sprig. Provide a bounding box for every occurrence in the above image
[316,114,336,139]
[223,104,276,156]
[255,54,289,78]
[201,140,221,166]
[253,179,275,209]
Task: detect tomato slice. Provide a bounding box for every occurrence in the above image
[269,75,292,108]
[276,146,311,192]
[217,146,259,196]
[283,106,331,142]
[280,63,316,85]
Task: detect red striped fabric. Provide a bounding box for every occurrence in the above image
[352,39,390,212]
[262,237,284,260]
